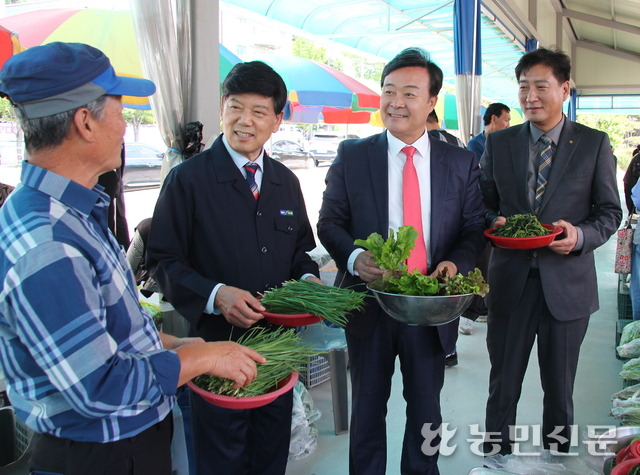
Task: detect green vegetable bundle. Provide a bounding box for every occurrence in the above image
[611,405,640,426]
[192,327,318,397]
[621,321,640,346]
[621,357,640,381]
[354,227,489,297]
[492,213,552,237]
[259,279,365,327]
[612,383,640,408]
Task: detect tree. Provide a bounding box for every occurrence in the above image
[122,108,155,142]
[292,37,327,63]
[577,113,640,170]
[344,52,384,82]
[0,97,23,162]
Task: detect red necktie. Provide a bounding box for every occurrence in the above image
[402,146,428,274]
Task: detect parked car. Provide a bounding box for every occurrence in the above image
[122,143,165,190]
[270,139,316,169]
[307,133,359,166]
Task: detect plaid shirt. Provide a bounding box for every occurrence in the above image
[0,162,179,442]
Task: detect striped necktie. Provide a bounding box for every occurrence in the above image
[402,146,428,274]
[244,162,259,200]
[535,135,554,214]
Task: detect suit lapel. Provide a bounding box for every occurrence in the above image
[510,125,534,212]
[367,133,390,237]
[538,120,580,214]
[429,137,449,255]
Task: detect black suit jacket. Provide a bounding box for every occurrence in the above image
[146,135,319,341]
[317,132,486,352]
[480,120,622,319]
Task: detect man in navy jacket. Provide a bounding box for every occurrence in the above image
[147,61,321,475]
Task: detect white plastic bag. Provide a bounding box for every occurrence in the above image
[483,449,600,474]
[618,338,640,359]
[288,381,321,461]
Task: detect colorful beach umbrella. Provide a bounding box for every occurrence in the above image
[261,55,379,111]
[0,25,24,68]
[286,102,372,124]
[0,8,241,109]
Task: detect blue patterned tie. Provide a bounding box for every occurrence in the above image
[535,135,554,214]
[244,162,259,200]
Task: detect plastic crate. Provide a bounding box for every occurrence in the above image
[618,275,633,320]
[299,354,331,388]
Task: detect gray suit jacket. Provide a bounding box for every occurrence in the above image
[480,120,622,320]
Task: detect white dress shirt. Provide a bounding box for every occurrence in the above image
[348,129,432,274]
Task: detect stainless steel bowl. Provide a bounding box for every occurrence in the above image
[367,285,474,326]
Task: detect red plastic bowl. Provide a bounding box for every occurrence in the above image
[187,371,298,409]
[260,310,323,326]
[484,223,563,250]
[611,457,640,475]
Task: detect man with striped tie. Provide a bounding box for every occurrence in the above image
[480,48,621,456]
[147,61,321,474]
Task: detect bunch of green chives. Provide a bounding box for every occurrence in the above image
[193,326,319,397]
[259,279,365,327]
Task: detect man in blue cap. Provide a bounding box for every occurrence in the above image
[0,42,265,474]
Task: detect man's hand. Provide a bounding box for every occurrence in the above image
[215,285,264,328]
[304,275,324,285]
[492,216,507,228]
[547,219,577,255]
[430,260,457,277]
[204,341,266,388]
[354,251,384,283]
[175,341,266,388]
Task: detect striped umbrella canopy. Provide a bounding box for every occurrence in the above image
[286,102,373,124]
[0,25,23,68]
[261,55,379,111]
[1,8,241,109]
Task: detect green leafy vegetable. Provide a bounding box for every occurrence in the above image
[621,321,640,346]
[259,279,365,327]
[441,268,489,297]
[354,225,417,272]
[492,213,552,238]
[386,270,439,296]
[611,405,640,426]
[621,357,640,381]
[192,327,318,397]
[354,228,489,297]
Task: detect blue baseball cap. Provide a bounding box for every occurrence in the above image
[0,42,156,119]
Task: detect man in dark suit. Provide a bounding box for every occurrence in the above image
[480,48,621,455]
[146,61,321,474]
[317,47,486,474]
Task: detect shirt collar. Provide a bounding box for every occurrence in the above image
[222,134,265,171]
[386,128,431,160]
[529,115,565,145]
[20,161,107,216]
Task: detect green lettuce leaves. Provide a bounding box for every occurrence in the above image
[354,226,489,297]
